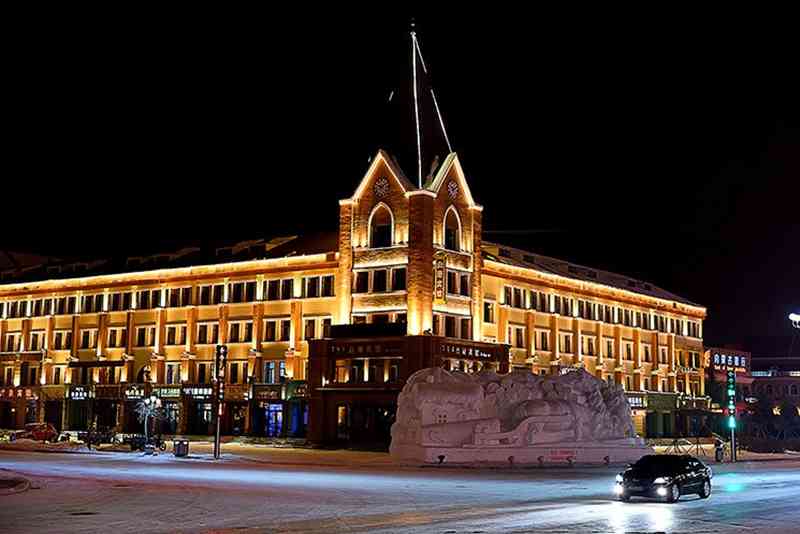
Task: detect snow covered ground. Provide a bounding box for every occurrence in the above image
[2,447,800,533]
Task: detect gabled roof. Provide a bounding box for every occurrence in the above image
[424,152,480,208]
[349,149,417,201]
[483,241,701,307]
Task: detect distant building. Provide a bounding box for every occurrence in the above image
[750,356,800,416]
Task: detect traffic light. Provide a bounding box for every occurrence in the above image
[726,369,736,398]
[726,369,737,423]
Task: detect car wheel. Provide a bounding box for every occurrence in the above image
[699,479,711,499]
[666,484,680,503]
[617,493,630,502]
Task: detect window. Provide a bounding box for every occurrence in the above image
[264,320,277,342]
[460,318,471,340]
[138,290,151,310]
[281,279,294,300]
[322,317,332,337]
[504,287,513,306]
[372,314,389,324]
[516,327,524,349]
[304,319,316,340]
[264,280,279,301]
[197,363,209,384]
[53,367,62,385]
[373,270,388,292]
[81,331,91,349]
[586,337,595,356]
[229,362,242,384]
[540,331,549,351]
[321,275,335,297]
[607,340,613,358]
[444,316,456,338]
[644,346,651,362]
[447,271,458,295]
[513,288,523,309]
[625,343,632,360]
[562,335,572,354]
[304,277,320,298]
[444,207,461,251]
[280,319,291,342]
[391,268,406,291]
[459,274,470,297]
[483,302,495,323]
[355,272,369,293]
[166,364,181,385]
[369,204,393,248]
[264,361,276,383]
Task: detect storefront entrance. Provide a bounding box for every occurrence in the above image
[44,401,63,431]
[188,401,214,435]
[0,402,13,429]
[335,403,395,448]
[265,403,283,437]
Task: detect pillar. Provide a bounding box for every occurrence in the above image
[337,200,354,326]
[406,190,434,335]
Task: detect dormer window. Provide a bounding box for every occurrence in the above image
[444,206,461,251]
[369,203,393,248]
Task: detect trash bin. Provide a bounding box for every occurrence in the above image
[173,439,189,457]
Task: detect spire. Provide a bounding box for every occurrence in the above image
[372,23,453,189]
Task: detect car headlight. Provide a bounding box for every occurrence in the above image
[653,477,671,484]
[615,474,624,483]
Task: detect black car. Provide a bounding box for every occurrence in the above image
[614,454,712,503]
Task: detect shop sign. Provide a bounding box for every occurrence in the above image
[286,381,308,398]
[254,385,283,401]
[330,341,403,357]
[626,393,647,409]
[433,253,446,305]
[69,385,93,400]
[125,385,145,400]
[437,342,494,359]
[712,352,748,373]
[183,385,213,399]
[153,386,182,399]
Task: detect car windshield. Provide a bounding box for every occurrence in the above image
[632,455,689,474]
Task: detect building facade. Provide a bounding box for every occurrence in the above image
[0,148,707,440]
[750,356,800,416]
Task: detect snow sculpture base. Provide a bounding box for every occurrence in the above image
[390,367,653,466]
[392,438,651,466]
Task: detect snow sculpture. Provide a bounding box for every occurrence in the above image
[390,367,653,465]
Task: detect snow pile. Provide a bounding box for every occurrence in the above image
[0,438,91,453]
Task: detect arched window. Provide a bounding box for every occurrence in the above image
[443,206,461,251]
[368,203,393,248]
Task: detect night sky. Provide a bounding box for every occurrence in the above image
[4,13,798,356]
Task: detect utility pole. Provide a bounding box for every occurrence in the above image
[214,344,227,460]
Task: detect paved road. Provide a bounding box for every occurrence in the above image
[2,449,799,533]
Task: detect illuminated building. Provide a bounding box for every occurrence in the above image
[0,31,707,441]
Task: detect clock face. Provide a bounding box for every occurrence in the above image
[447,180,458,200]
[374,177,389,198]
